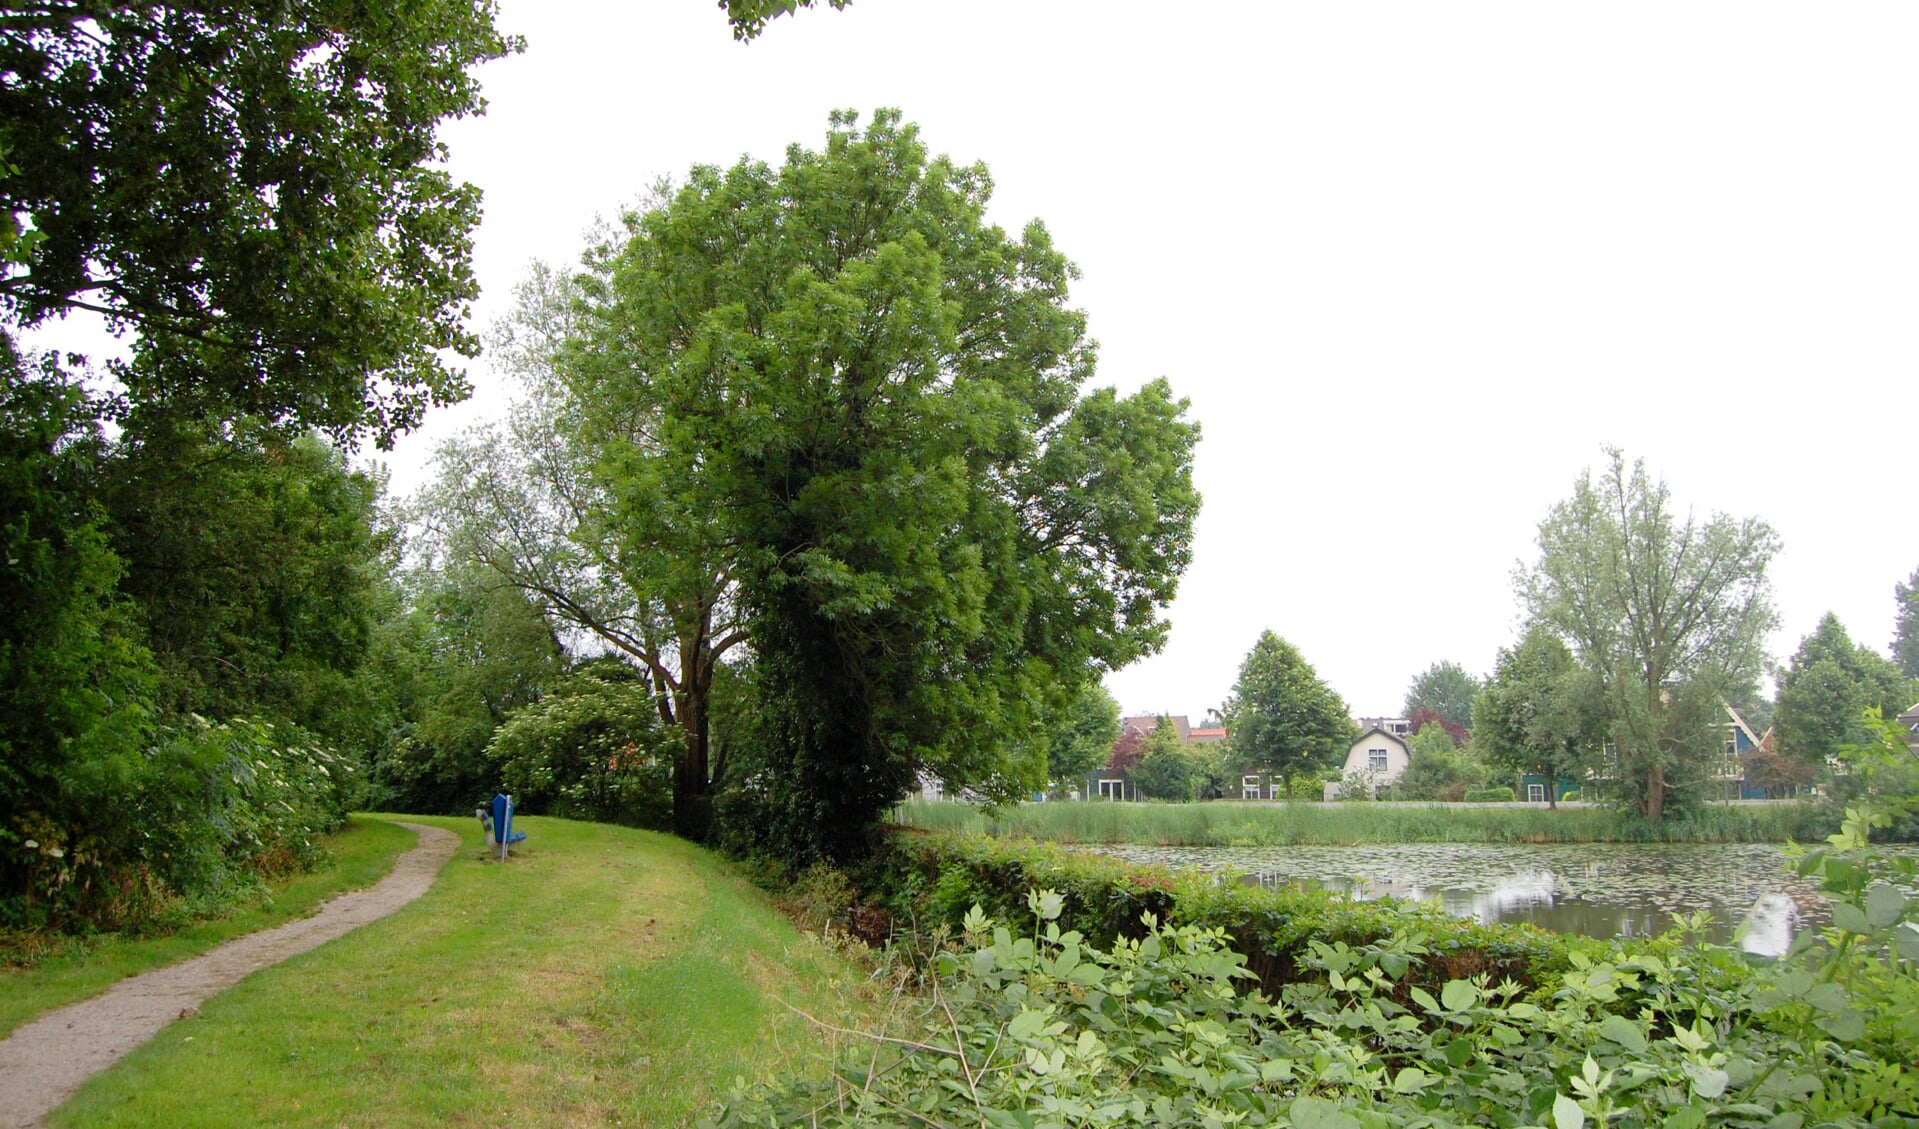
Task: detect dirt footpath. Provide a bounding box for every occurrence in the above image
[0,821,458,1128]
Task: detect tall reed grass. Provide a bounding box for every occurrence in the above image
[896,798,1834,845]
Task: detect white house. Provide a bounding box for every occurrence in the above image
[1323,725,1413,799]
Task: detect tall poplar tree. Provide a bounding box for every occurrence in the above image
[1518,450,1779,820]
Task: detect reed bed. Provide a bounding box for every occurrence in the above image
[897,797,1834,845]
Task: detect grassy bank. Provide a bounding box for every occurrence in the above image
[898,796,1836,844]
[47,815,882,1129]
[1,815,417,1038]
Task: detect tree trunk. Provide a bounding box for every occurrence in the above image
[672,685,714,842]
[1641,761,1666,821]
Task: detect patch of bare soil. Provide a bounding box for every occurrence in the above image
[0,822,457,1128]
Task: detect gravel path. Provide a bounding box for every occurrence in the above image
[0,821,459,1128]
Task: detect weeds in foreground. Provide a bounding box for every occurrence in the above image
[716,720,1917,1127]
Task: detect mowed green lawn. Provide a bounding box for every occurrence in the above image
[42,816,883,1128]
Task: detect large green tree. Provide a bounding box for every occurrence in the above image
[1473,627,1603,810]
[1775,613,1913,774]
[0,0,517,441]
[413,261,747,840]
[1221,631,1353,799]
[571,110,1200,861]
[1893,567,1919,680]
[1042,683,1123,787]
[1402,660,1480,732]
[103,417,388,745]
[1518,449,1779,820]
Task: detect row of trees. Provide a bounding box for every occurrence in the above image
[1094,450,1917,817]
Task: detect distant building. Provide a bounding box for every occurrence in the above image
[1324,725,1413,799]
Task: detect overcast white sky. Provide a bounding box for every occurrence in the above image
[380,0,1919,720]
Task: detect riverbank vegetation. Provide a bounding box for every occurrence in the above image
[898,797,1839,845]
[709,733,1919,1126]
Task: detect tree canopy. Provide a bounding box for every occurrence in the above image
[1221,631,1352,798]
[1473,627,1603,810]
[1894,566,1919,680]
[1518,449,1778,819]
[1042,684,1123,786]
[568,110,1199,860]
[1,0,518,442]
[1402,661,1479,732]
[1774,613,1913,773]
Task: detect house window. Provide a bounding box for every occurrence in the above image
[1368,748,1388,772]
[1528,783,1546,803]
[1242,774,1262,800]
[1097,778,1126,801]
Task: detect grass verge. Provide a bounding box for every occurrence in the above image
[0,815,416,1038]
[898,796,1837,844]
[47,815,885,1128]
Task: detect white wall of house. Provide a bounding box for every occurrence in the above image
[1339,727,1412,786]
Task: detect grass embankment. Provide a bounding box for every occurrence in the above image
[1,815,417,1038]
[44,816,883,1129]
[900,797,1835,844]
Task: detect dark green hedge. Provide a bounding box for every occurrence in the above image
[860,830,1607,1000]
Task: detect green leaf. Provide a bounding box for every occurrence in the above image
[1554,1093,1586,1129]
[1393,1067,1433,1094]
[1804,982,1849,1015]
[1600,1015,1647,1053]
[1290,1096,1362,1129]
[1684,1063,1729,1100]
[1665,1106,1705,1129]
[1865,884,1907,929]
[1006,1009,1047,1041]
[1443,1038,1474,1068]
[1409,986,1440,1013]
[1831,902,1871,935]
[1440,979,1478,1012]
[1896,924,1919,961]
[1814,1008,1865,1042]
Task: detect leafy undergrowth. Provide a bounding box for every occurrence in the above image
[709,850,1919,1128]
[715,719,1919,1128]
[46,815,885,1128]
[0,816,415,1038]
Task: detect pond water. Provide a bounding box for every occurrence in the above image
[1082,843,1826,956]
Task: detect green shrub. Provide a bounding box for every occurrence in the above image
[483,666,677,828]
[1464,786,1516,802]
[7,715,354,931]
[707,873,1917,1128]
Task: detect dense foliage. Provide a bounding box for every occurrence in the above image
[1894,566,1919,680]
[0,0,517,441]
[0,0,514,934]
[1475,628,1605,810]
[1774,613,1912,776]
[1223,632,1353,798]
[483,663,677,828]
[561,110,1198,862]
[1403,660,1480,732]
[713,720,1919,1128]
